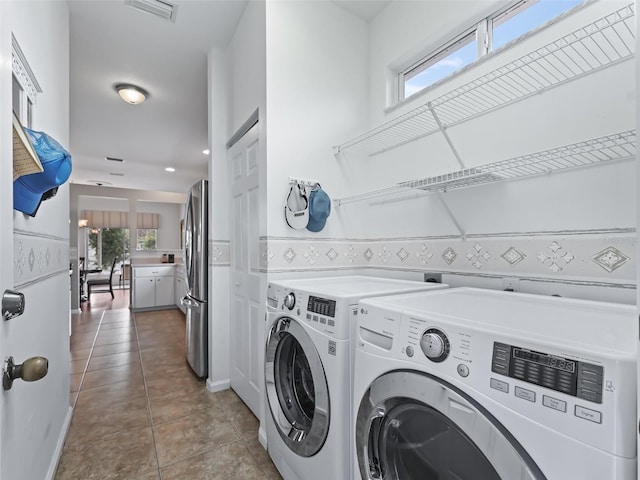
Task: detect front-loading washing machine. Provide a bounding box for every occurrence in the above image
[352,287,637,480]
[264,276,448,480]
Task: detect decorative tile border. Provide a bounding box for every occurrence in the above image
[14,232,68,287]
[210,240,230,266]
[263,230,636,285]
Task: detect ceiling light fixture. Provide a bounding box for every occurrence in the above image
[165,167,175,172]
[202,149,210,155]
[115,83,149,105]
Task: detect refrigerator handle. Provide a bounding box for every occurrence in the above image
[181,296,200,308]
[184,191,194,289]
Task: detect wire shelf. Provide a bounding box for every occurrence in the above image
[334,130,636,206]
[334,3,635,157]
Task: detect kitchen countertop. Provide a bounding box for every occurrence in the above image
[131,263,181,267]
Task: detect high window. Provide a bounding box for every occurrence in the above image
[401,0,585,101]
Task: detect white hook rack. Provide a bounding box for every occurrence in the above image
[289,177,320,188]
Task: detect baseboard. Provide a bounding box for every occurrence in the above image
[258,426,267,450]
[206,378,230,393]
[46,405,73,480]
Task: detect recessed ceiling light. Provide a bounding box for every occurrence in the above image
[115,83,149,105]
[202,149,210,155]
[165,167,175,172]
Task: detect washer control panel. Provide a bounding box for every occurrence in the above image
[420,328,450,362]
[307,295,336,318]
[492,342,604,404]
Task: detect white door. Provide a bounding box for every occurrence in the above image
[1,4,72,478]
[229,123,262,417]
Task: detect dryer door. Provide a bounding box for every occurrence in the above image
[265,316,330,457]
[356,370,547,480]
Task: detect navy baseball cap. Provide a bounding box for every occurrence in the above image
[13,128,72,215]
[307,186,331,232]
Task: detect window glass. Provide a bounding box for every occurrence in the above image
[87,227,130,268]
[137,228,157,250]
[493,0,584,51]
[27,98,33,128]
[12,74,22,118]
[404,33,477,99]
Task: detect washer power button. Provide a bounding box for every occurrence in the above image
[406,346,414,357]
[457,364,470,377]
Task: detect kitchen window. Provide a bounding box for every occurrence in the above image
[400,0,585,101]
[136,228,157,251]
[87,227,130,269]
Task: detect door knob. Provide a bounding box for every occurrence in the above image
[3,356,49,390]
[2,290,25,320]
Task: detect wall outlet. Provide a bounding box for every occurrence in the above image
[424,273,443,283]
[502,277,520,292]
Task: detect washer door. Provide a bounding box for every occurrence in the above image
[265,316,330,457]
[356,370,547,480]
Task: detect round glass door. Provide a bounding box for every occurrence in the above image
[371,402,500,479]
[356,371,546,480]
[265,316,330,457]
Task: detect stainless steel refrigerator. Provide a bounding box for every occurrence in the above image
[182,179,208,377]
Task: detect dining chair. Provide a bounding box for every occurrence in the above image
[87,257,117,301]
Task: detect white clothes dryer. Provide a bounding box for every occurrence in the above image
[352,288,637,480]
[264,276,448,480]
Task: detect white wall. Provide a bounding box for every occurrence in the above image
[265,0,369,239]
[4,2,71,479]
[257,1,634,302]
[137,201,182,250]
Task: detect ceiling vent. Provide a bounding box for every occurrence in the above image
[109,173,125,177]
[105,156,124,163]
[125,0,177,22]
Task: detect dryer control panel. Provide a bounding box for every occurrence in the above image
[491,342,604,404]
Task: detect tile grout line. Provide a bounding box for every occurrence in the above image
[131,310,164,480]
[70,310,106,410]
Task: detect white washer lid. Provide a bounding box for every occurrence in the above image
[360,287,637,355]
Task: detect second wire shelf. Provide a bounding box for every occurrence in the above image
[334,130,636,206]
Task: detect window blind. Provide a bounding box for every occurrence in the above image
[80,210,128,228]
[137,212,160,229]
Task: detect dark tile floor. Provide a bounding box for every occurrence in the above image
[57,291,281,479]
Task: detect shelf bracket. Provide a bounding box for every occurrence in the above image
[428,103,466,170]
[435,192,465,239]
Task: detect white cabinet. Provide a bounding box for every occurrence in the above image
[134,277,156,309]
[174,266,187,313]
[132,265,176,310]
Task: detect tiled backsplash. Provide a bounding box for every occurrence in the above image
[262,228,636,288]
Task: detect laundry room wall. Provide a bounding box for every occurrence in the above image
[269,0,636,302]
[264,0,368,270]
